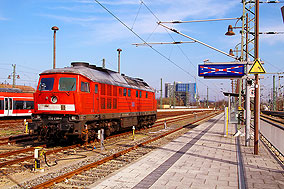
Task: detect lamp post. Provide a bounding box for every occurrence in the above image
[117,48,122,74]
[51,26,59,69]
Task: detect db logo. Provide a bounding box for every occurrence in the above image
[249,88,255,97]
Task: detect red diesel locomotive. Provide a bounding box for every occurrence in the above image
[29,62,157,141]
[0,88,34,117]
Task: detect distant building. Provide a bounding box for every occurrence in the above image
[165,82,196,106]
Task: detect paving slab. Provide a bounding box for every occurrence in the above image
[89,113,284,189]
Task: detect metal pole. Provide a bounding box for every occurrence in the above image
[160,78,163,108]
[12,64,16,88]
[117,49,122,74]
[273,75,276,111]
[160,17,239,24]
[245,13,251,146]
[186,83,188,107]
[245,77,251,146]
[278,75,281,110]
[228,94,231,122]
[207,87,209,108]
[173,81,176,108]
[102,58,106,69]
[254,0,260,155]
[53,30,56,69]
[51,26,59,69]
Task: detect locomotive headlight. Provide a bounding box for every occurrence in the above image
[51,96,58,104]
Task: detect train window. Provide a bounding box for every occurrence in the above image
[136,91,138,98]
[4,98,8,110]
[107,98,112,109]
[123,88,127,96]
[113,98,117,109]
[14,101,24,110]
[26,101,34,109]
[81,82,90,92]
[128,89,131,97]
[107,85,112,96]
[113,86,117,96]
[39,78,54,91]
[59,78,76,91]
[0,100,3,110]
[119,88,122,96]
[139,91,142,98]
[146,92,148,98]
[101,98,105,109]
[95,84,98,94]
[9,98,12,110]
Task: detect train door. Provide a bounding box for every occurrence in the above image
[4,97,13,116]
[93,84,99,113]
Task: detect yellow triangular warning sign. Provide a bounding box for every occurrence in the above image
[249,59,266,74]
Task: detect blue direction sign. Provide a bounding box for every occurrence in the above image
[198,64,245,77]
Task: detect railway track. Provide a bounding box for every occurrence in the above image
[13,110,221,189]
[0,134,37,146]
[0,110,218,188]
[0,111,207,169]
[260,112,284,126]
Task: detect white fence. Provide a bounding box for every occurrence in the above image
[260,118,284,156]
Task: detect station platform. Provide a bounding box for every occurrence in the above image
[90,113,284,189]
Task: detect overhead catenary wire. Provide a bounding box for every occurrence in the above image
[131,1,143,30]
[139,0,225,96]
[94,0,197,81]
[160,18,240,24]
[94,0,225,99]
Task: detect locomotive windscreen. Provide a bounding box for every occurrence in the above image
[59,78,76,91]
[39,78,54,91]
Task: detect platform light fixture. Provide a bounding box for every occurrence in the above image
[225,25,236,36]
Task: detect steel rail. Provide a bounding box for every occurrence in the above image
[0,135,37,146]
[0,144,46,158]
[0,111,207,169]
[260,114,284,129]
[31,111,222,188]
[0,144,81,168]
[0,112,202,168]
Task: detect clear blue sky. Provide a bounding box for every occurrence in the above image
[0,0,283,101]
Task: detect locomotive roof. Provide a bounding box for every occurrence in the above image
[40,63,154,92]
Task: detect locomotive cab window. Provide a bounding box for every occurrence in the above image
[81,82,90,92]
[39,78,54,91]
[59,78,76,91]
